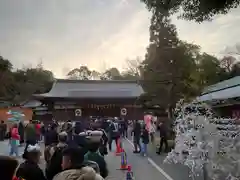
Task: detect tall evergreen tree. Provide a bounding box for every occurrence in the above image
[142,11,196,116]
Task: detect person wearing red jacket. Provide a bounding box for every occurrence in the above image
[36,122,41,142]
[9,123,20,157]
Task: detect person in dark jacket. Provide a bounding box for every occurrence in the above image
[0,121,7,140]
[74,121,83,134]
[16,144,46,180]
[45,132,68,180]
[107,119,119,151]
[18,121,24,145]
[140,125,149,156]
[25,120,37,147]
[156,121,169,154]
[84,130,108,178]
[44,125,58,147]
[0,155,19,180]
[132,120,141,153]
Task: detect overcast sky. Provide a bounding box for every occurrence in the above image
[0,0,240,78]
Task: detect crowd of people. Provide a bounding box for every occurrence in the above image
[0,115,171,180]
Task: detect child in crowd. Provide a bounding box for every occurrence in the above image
[140,124,149,156]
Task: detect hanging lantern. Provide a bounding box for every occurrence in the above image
[75,109,82,116]
[121,108,127,116]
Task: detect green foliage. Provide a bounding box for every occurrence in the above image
[67,64,141,81]
[139,11,233,113]
[141,0,240,22]
[0,58,54,103]
[67,66,92,80]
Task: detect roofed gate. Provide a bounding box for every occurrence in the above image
[33,79,144,121]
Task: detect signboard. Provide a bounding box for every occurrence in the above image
[75,109,82,116]
[121,108,127,116]
[7,110,25,122]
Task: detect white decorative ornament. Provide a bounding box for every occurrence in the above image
[75,109,82,116]
[165,99,240,180]
[27,144,41,152]
[121,108,127,116]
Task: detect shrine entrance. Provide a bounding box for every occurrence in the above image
[33,79,144,121]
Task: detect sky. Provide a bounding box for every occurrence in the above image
[0,0,240,78]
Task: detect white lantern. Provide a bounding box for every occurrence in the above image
[75,109,82,116]
[121,108,127,116]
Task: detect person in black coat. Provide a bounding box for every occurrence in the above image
[45,132,68,180]
[0,155,18,180]
[156,121,169,154]
[18,121,24,144]
[16,144,46,180]
[140,125,149,156]
[44,125,58,147]
[132,120,141,153]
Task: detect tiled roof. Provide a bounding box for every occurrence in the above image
[202,76,240,94]
[33,79,144,98]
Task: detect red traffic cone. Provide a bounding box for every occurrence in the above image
[126,165,134,180]
[120,150,128,170]
[115,138,122,156]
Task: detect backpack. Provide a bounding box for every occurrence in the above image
[46,145,67,180]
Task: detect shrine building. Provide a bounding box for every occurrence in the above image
[32,79,144,122]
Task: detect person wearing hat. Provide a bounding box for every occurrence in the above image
[0,155,18,180]
[16,144,46,180]
[84,130,108,178]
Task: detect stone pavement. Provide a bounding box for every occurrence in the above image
[125,135,204,180]
[105,152,126,180]
[105,142,169,180]
[121,139,170,180]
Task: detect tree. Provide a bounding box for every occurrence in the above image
[123,57,142,79]
[67,66,92,80]
[0,56,55,102]
[220,56,236,73]
[12,64,55,102]
[141,11,198,116]
[230,62,240,77]
[0,56,15,100]
[196,53,229,87]
[91,70,101,80]
[0,56,12,72]
[100,67,122,80]
[140,0,240,22]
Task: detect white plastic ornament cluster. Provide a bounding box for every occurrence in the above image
[164,99,240,180]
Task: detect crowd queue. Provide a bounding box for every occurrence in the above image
[0,115,171,180]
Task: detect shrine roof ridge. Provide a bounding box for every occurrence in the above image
[32,78,144,99]
[55,79,140,84]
